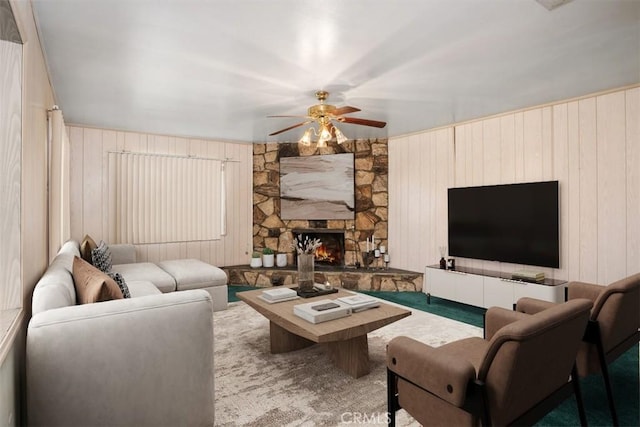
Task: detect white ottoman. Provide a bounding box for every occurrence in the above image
[157,259,228,311]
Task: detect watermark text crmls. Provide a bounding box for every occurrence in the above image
[340,412,391,425]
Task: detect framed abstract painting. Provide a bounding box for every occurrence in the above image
[280,153,355,220]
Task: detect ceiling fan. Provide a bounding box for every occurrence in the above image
[268,90,386,146]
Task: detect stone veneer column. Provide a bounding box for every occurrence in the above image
[253,139,389,267]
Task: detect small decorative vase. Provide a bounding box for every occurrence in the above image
[297,253,314,292]
[276,253,287,267]
[438,246,447,269]
[262,253,275,268]
[250,257,262,268]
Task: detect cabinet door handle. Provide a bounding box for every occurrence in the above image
[446,270,467,276]
[501,278,526,284]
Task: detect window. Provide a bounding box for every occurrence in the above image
[108,152,225,244]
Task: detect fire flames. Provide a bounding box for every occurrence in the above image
[314,244,336,263]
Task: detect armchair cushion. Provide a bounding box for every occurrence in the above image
[387,336,476,407]
[567,281,604,305]
[591,273,640,322]
[515,297,557,315]
[484,306,530,340]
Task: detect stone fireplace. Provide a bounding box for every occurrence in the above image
[293,229,345,267]
[252,139,389,269]
[231,138,424,292]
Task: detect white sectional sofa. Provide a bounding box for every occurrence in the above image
[26,240,225,426]
[108,243,229,311]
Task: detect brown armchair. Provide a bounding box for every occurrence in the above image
[386,299,593,426]
[516,273,640,426]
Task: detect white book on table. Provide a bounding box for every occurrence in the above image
[293,299,352,324]
[262,288,297,301]
[337,294,380,312]
[258,294,299,304]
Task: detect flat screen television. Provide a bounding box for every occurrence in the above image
[448,181,559,268]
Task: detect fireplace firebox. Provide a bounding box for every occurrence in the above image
[293,230,345,268]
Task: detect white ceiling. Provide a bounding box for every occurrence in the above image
[32,0,639,143]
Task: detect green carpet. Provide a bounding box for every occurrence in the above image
[227,285,639,426]
[359,290,487,328]
[228,285,258,303]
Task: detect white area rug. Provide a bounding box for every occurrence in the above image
[213,299,482,426]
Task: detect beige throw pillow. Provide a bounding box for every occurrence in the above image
[72,256,124,304]
[80,234,97,264]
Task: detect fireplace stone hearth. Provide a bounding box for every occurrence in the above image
[222,264,423,292]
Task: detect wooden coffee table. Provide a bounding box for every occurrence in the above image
[237,287,411,378]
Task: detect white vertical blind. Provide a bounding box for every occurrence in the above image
[220,161,227,236]
[48,108,71,260]
[108,152,223,244]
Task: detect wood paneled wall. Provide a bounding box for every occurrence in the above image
[2,0,57,423]
[67,126,253,267]
[389,86,640,284]
[0,39,21,312]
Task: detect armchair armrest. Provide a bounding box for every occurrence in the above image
[515,297,557,315]
[567,281,604,303]
[109,243,137,265]
[484,306,530,340]
[27,290,214,426]
[387,336,476,407]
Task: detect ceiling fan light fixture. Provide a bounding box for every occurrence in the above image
[334,126,348,144]
[269,90,385,145]
[299,128,312,146]
[317,124,332,147]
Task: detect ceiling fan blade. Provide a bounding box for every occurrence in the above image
[332,106,361,116]
[338,117,387,128]
[268,121,313,136]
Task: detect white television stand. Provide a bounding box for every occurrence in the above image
[424,265,567,310]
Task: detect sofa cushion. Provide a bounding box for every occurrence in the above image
[109,243,137,265]
[72,257,124,304]
[79,234,97,264]
[112,262,177,293]
[126,280,163,298]
[91,240,113,273]
[157,259,228,291]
